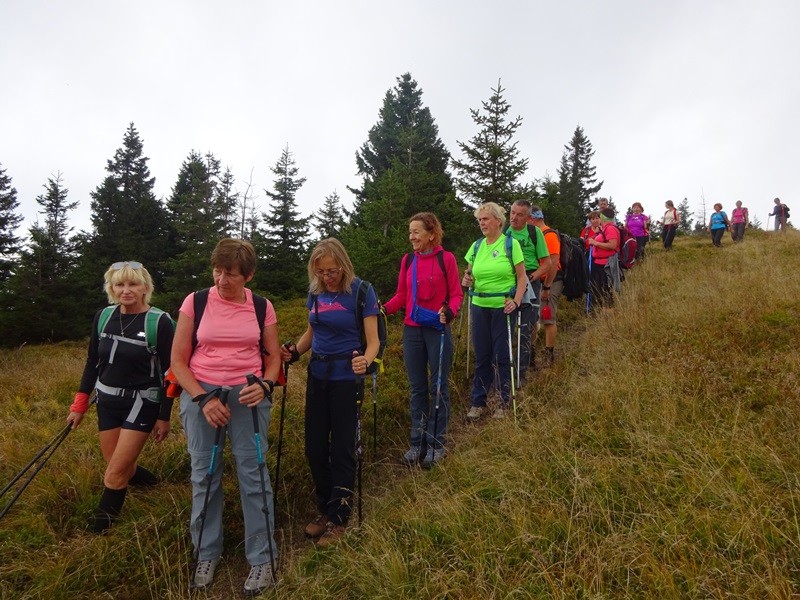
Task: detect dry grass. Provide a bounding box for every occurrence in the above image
[2,231,800,598]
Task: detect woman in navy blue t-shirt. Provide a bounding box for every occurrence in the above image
[280,238,379,546]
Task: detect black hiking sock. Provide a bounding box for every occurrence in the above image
[91,486,127,533]
[129,465,158,486]
[545,347,555,366]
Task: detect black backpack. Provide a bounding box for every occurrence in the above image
[544,229,590,301]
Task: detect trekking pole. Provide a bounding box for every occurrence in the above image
[273,359,289,514]
[246,375,277,581]
[0,423,71,522]
[193,386,225,573]
[371,371,378,455]
[506,312,517,424]
[452,293,467,370]
[585,246,594,315]
[430,326,446,464]
[465,270,473,382]
[354,367,365,526]
[516,307,522,387]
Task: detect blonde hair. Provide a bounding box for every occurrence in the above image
[474,202,506,228]
[104,262,154,305]
[308,238,356,295]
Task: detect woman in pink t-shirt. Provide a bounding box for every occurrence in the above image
[171,238,282,594]
[730,200,749,243]
[586,211,619,308]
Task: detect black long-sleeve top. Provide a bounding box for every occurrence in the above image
[78,306,174,420]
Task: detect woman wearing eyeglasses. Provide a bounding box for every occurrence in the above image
[280,238,380,546]
[67,261,174,533]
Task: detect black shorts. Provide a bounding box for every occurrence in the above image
[96,391,160,433]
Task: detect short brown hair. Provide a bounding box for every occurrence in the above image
[211,238,257,278]
[409,212,444,245]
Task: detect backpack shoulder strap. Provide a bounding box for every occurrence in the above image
[526,224,538,250]
[252,293,267,353]
[355,278,370,344]
[470,238,483,263]
[436,251,449,304]
[504,233,515,270]
[144,307,171,353]
[97,306,116,337]
[192,288,210,349]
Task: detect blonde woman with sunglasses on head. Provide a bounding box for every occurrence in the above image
[67,261,174,533]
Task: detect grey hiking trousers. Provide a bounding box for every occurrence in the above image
[180,381,278,566]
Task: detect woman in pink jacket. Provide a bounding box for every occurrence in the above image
[383,212,463,468]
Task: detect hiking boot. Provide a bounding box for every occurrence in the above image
[304,514,329,539]
[315,522,346,547]
[190,557,221,590]
[493,407,508,419]
[422,446,445,469]
[466,406,484,420]
[244,562,276,595]
[402,445,423,465]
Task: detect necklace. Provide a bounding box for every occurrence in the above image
[119,308,144,336]
[324,291,340,305]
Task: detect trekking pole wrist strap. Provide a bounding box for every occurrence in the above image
[71,392,91,414]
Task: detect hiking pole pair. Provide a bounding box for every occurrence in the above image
[193,386,226,575]
[246,374,277,581]
[0,392,97,523]
[506,312,518,423]
[0,423,71,523]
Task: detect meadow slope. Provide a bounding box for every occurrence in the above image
[1,231,799,599]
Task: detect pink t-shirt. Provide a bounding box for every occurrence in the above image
[592,223,620,265]
[179,286,277,386]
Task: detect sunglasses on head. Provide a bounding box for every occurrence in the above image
[111,261,143,270]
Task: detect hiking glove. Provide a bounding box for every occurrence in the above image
[284,343,300,364]
[441,305,454,324]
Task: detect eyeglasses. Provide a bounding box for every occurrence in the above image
[314,267,343,278]
[111,261,143,270]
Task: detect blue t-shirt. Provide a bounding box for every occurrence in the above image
[710,211,728,230]
[307,278,379,381]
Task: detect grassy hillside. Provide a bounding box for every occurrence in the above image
[1,231,799,599]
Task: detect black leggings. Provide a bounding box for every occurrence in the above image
[304,374,358,525]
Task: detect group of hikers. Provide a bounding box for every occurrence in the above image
[61,192,789,594]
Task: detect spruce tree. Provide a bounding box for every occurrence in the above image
[345,73,473,294]
[4,173,83,344]
[83,123,169,294]
[161,151,227,311]
[313,191,347,241]
[677,197,694,235]
[451,80,530,210]
[253,145,308,298]
[0,164,22,282]
[555,125,604,233]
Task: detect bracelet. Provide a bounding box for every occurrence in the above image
[543,285,551,290]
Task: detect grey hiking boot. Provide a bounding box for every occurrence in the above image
[466,406,484,420]
[492,407,508,419]
[190,557,221,590]
[402,445,423,465]
[244,562,276,595]
[422,446,445,469]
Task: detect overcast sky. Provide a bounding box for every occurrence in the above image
[2,0,798,236]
